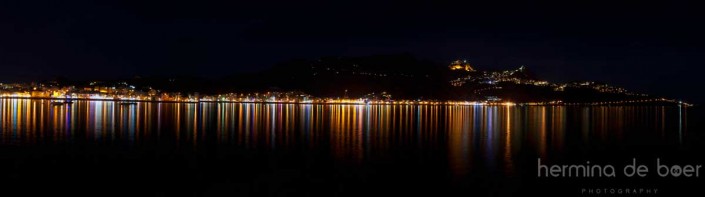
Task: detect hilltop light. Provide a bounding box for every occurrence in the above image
[449,59,475,72]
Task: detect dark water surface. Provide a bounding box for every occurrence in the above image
[0,99,703,196]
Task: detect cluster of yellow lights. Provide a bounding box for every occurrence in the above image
[445,101,516,106]
[0,93,31,98]
[449,60,475,72]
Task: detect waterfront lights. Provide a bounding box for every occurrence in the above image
[503,102,516,106]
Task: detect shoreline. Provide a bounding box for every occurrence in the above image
[0,96,693,107]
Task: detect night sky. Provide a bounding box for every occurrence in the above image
[1,0,703,102]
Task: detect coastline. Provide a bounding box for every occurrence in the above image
[0,96,693,107]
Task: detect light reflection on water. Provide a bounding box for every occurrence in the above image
[0,99,690,176]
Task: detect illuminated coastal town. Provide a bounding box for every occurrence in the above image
[0,59,691,106]
[0,1,702,196]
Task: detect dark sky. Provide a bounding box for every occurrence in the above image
[1,0,703,102]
